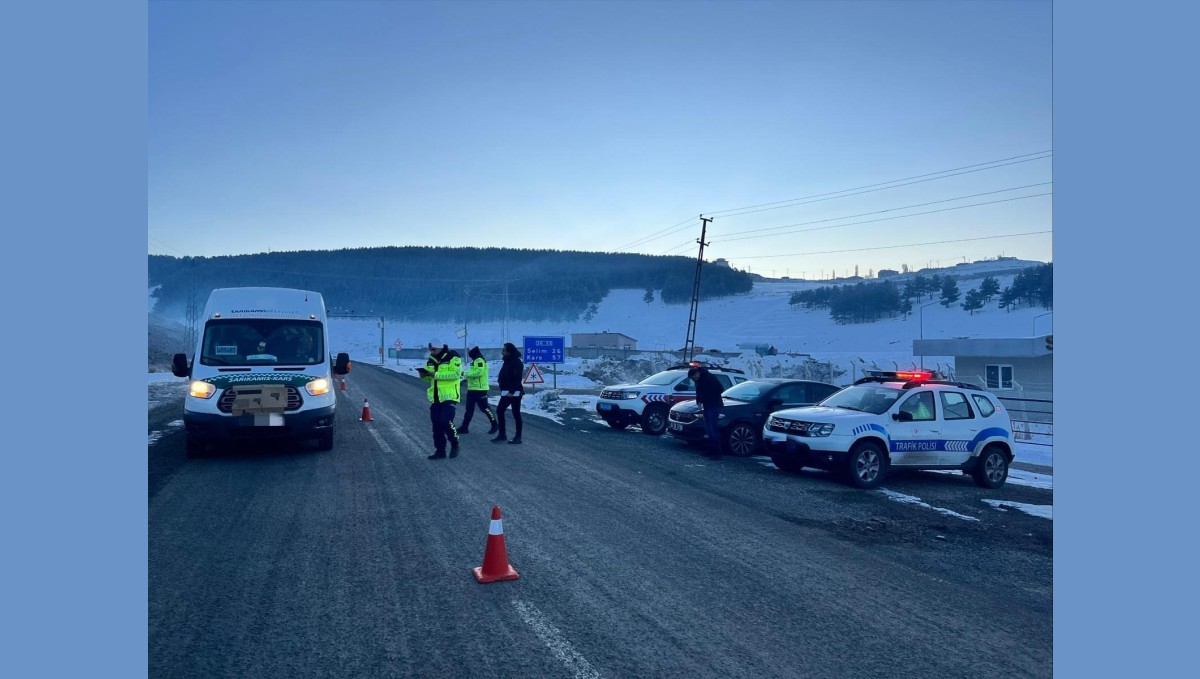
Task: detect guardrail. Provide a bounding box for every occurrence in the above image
[1000,396,1053,447]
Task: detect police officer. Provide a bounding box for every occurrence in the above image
[421,340,463,459]
[459,346,498,434]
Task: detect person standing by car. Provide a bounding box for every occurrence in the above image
[420,341,463,459]
[689,366,725,460]
[460,345,498,434]
[491,342,525,445]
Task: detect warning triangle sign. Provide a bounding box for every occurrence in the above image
[522,363,545,385]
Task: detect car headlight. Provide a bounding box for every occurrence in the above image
[305,378,331,396]
[189,381,216,399]
[622,391,641,400]
[808,423,835,437]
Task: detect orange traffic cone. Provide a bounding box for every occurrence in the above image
[359,398,374,422]
[340,378,347,392]
[473,505,520,583]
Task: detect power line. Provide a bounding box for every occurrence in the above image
[732,230,1052,260]
[613,215,699,252]
[716,183,1052,240]
[702,150,1051,218]
[717,192,1052,243]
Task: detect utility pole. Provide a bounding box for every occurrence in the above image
[683,215,711,362]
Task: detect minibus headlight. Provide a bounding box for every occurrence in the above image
[305,378,331,396]
[189,381,216,399]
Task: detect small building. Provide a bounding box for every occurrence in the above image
[912,335,1052,401]
[877,269,899,278]
[571,332,637,350]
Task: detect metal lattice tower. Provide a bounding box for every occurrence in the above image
[683,216,711,362]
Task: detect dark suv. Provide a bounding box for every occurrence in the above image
[668,378,841,455]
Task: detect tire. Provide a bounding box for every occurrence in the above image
[185,435,207,459]
[725,422,759,457]
[316,431,334,451]
[845,441,888,489]
[640,405,668,436]
[771,454,806,474]
[604,418,629,431]
[972,445,1010,488]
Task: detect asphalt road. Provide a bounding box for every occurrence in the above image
[148,364,1053,678]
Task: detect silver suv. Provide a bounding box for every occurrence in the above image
[595,363,748,435]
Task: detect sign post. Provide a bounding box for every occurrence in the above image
[394,338,403,365]
[522,336,565,389]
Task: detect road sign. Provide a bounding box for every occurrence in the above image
[523,363,545,385]
[523,336,565,364]
[394,338,403,349]
[455,327,467,339]
[387,348,399,359]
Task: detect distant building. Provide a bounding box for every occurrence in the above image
[571,332,637,350]
[877,269,899,278]
[911,335,1053,401]
[711,258,731,268]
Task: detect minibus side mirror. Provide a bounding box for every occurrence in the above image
[172,353,190,379]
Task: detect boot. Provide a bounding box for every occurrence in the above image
[428,451,447,460]
[491,433,507,443]
[508,437,522,445]
[449,442,460,458]
[458,425,470,434]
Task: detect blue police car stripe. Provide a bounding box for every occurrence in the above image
[853,423,889,437]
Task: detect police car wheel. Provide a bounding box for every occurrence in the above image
[972,445,1009,488]
[640,405,668,436]
[725,423,759,456]
[845,441,888,489]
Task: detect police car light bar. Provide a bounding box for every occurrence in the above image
[865,370,936,381]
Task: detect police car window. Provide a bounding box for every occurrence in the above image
[812,384,839,402]
[940,391,974,420]
[674,377,695,391]
[639,371,682,386]
[971,394,997,417]
[899,392,936,421]
[713,374,733,389]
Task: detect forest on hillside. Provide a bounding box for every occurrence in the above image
[788,263,1053,324]
[149,247,754,322]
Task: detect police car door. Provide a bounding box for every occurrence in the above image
[888,391,941,466]
[936,391,978,466]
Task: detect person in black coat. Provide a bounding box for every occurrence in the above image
[689,366,725,460]
[492,342,525,444]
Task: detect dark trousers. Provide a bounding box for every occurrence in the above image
[496,395,522,438]
[461,390,496,427]
[430,401,458,453]
[702,404,722,455]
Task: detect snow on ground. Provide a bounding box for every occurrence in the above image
[877,489,981,522]
[982,499,1053,520]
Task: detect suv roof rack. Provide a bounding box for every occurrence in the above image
[667,362,746,374]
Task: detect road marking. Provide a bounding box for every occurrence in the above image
[511,599,600,679]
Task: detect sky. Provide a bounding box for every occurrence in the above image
[150,258,1053,474]
[148,0,1052,278]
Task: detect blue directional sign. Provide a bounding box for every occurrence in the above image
[523,335,565,364]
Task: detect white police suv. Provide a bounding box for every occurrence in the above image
[596,362,748,435]
[762,371,1014,489]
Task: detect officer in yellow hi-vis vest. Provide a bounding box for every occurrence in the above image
[419,341,463,459]
[459,346,498,435]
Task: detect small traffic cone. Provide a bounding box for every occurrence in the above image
[359,398,374,422]
[473,505,519,583]
[340,378,347,392]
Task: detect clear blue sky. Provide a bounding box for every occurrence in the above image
[149,0,1052,278]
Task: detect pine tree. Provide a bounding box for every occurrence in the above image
[961,288,985,315]
[980,275,1000,301]
[643,289,654,304]
[939,278,961,307]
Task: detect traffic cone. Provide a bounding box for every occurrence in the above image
[340,378,347,392]
[472,505,519,583]
[359,398,374,422]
